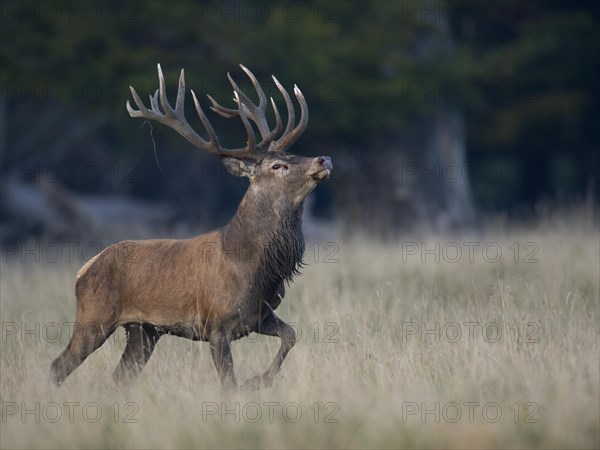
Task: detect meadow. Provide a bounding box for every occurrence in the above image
[1,208,598,449]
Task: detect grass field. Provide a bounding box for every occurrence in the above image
[1,208,598,449]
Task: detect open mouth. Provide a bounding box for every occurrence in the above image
[310,168,331,180]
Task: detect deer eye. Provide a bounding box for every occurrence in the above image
[271,164,282,170]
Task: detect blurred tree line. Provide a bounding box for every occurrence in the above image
[1,0,598,237]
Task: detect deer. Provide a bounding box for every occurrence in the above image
[50,64,332,390]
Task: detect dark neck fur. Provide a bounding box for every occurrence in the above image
[222,186,305,294]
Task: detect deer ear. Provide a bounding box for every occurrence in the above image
[221,157,256,178]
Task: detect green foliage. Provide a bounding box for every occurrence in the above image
[1,0,597,208]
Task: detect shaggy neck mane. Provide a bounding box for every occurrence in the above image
[222,186,305,297]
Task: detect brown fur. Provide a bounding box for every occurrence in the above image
[50,153,332,389]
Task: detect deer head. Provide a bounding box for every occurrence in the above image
[126,64,332,211]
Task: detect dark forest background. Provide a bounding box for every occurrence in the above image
[1,0,599,243]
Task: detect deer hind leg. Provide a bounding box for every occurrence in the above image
[50,320,117,386]
[241,312,296,391]
[209,330,237,390]
[113,324,162,386]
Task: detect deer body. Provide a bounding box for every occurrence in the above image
[51,65,332,389]
[75,190,304,340]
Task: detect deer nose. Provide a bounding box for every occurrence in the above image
[317,156,332,169]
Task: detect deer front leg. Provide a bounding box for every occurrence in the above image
[209,330,237,390]
[241,312,297,390]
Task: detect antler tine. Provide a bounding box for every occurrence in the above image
[270,77,308,152]
[234,91,256,153]
[277,84,309,150]
[127,85,154,118]
[257,97,283,151]
[175,68,186,113]
[208,65,267,121]
[271,75,295,138]
[207,94,238,118]
[157,63,175,114]
[191,89,220,150]
[207,66,282,152]
[240,64,267,110]
[270,97,282,132]
[230,68,278,139]
[226,72,253,111]
[149,89,160,113]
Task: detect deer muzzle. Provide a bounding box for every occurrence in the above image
[310,156,333,180]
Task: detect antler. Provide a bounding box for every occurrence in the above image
[126,64,308,162]
[208,64,308,153]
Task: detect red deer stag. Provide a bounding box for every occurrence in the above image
[50,64,332,390]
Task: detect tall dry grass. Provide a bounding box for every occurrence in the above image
[1,209,598,449]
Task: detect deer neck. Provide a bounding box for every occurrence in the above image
[222,185,305,285]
